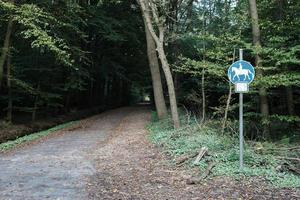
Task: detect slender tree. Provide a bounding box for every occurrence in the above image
[138,0,180,128]
[0,0,14,88]
[144,22,168,119]
[248,0,270,138]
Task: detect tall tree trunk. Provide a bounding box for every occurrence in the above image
[286,86,294,115]
[222,82,232,133]
[0,1,14,88]
[201,67,205,122]
[6,49,12,123]
[222,49,236,133]
[144,22,167,119]
[139,0,180,128]
[248,0,270,138]
[276,0,294,116]
[118,78,123,106]
[32,83,40,122]
[89,78,94,107]
[156,42,180,128]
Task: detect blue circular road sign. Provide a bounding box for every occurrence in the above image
[228,60,255,84]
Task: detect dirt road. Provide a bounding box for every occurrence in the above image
[0,106,299,200]
[0,107,135,200]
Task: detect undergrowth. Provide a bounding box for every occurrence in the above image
[0,121,77,152]
[147,112,300,188]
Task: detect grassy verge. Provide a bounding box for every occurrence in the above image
[0,121,78,152]
[147,112,300,188]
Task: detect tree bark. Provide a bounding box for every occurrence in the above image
[32,83,40,122]
[6,49,12,123]
[138,0,180,128]
[0,1,14,88]
[156,42,180,128]
[286,86,294,115]
[222,49,236,133]
[248,0,270,138]
[144,24,168,119]
[201,67,205,122]
[222,82,232,133]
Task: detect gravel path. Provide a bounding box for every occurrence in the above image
[0,107,134,200]
[0,106,299,200]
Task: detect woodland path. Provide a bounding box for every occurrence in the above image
[0,106,299,200]
[0,107,135,200]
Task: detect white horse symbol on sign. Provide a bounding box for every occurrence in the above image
[231,63,254,82]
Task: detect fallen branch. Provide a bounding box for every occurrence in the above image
[186,162,216,185]
[268,146,300,151]
[276,156,300,162]
[201,162,216,179]
[288,165,300,175]
[193,147,208,165]
[176,152,198,165]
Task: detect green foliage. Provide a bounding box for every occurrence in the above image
[171,0,300,138]
[148,114,300,188]
[0,1,73,66]
[0,0,148,126]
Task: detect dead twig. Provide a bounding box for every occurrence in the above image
[176,152,198,165]
[288,165,300,175]
[193,147,208,165]
[186,162,215,184]
[268,146,300,151]
[276,156,300,162]
[201,162,215,179]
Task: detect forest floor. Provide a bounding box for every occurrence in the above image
[0,106,299,200]
[0,106,106,143]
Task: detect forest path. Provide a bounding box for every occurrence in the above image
[0,107,136,200]
[0,106,298,200]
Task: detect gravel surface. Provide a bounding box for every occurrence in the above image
[0,107,133,200]
[0,106,299,200]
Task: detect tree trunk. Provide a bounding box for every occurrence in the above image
[222,49,236,133]
[286,86,294,115]
[32,83,40,122]
[0,2,14,88]
[138,0,180,128]
[6,49,12,123]
[157,43,180,128]
[89,78,94,107]
[276,0,294,116]
[201,67,205,122]
[248,0,270,138]
[144,23,167,119]
[222,82,232,133]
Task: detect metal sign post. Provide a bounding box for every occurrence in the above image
[227,49,255,170]
[239,49,244,170]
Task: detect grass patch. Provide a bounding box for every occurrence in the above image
[0,121,78,152]
[147,114,300,188]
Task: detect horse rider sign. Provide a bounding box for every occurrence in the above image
[228,60,255,93]
[227,49,255,170]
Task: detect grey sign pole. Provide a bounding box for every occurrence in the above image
[239,49,244,170]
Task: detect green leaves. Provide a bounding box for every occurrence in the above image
[0,2,73,66]
[174,56,224,77]
[254,73,300,88]
[14,4,73,66]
